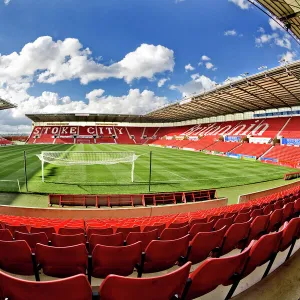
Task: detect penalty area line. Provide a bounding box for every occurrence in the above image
[166,171,189,181]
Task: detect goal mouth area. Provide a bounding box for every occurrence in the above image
[36,151,140,183]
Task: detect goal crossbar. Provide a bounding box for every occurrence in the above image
[36,151,139,183]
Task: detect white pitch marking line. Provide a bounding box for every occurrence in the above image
[166,171,189,181]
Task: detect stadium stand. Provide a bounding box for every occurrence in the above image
[0,187,298,298]
[279,117,300,138]
[229,143,272,159]
[205,141,240,153]
[0,136,13,146]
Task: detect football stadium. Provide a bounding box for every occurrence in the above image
[0,0,300,299]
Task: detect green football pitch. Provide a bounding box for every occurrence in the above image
[0,144,296,197]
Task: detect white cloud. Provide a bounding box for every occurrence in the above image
[185,63,195,71]
[228,0,251,10]
[205,62,214,70]
[269,18,284,31]
[175,0,185,3]
[279,51,297,64]
[201,55,210,61]
[255,32,291,49]
[224,30,237,36]
[169,73,216,97]
[0,36,175,85]
[257,27,265,33]
[157,78,170,88]
[4,0,11,5]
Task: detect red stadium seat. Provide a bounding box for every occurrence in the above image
[143,223,166,236]
[51,233,86,247]
[189,217,208,228]
[246,215,269,245]
[0,272,92,300]
[98,262,192,300]
[0,240,39,279]
[36,243,88,278]
[30,226,56,240]
[15,231,48,252]
[189,221,214,240]
[142,235,190,273]
[160,225,189,240]
[213,216,234,231]
[0,229,13,241]
[294,198,300,216]
[182,242,252,300]
[89,233,124,253]
[115,226,140,239]
[282,203,294,222]
[234,212,251,223]
[188,226,227,264]
[126,230,158,251]
[226,231,283,298]
[267,209,283,233]
[220,220,251,256]
[89,242,142,281]
[5,224,28,237]
[86,227,113,240]
[250,208,263,219]
[58,227,85,235]
[263,204,273,215]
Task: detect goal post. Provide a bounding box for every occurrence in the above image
[36,151,139,183]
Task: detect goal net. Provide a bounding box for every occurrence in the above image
[36,151,139,183]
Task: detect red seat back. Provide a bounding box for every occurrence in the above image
[0,240,34,275]
[0,272,92,300]
[15,231,48,252]
[160,225,189,240]
[185,243,252,299]
[143,235,190,273]
[213,216,234,231]
[169,221,189,228]
[220,220,251,255]
[115,226,140,239]
[0,229,13,241]
[267,209,283,233]
[242,231,283,278]
[5,224,28,237]
[189,221,215,240]
[250,208,263,219]
[126,230,158,251]
[188,226,227,264]
[89,233,124,253]
[98,262,191,300]
[247,215,269,244]
[51,233,86,247]
[92,242,142,278]
[234,212,250,223]
[36,243,88,278]
[58,227,85,235]
[86,227,113,240]
[30,226,56,240]
[282,203,294,222]
[279,218,300,252]
[263,204,273,215]
[189,217,208,228]
[294,198,300,214]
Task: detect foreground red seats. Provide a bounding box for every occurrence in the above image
[0,229,13,241]
[89,242,142,281]
[0,272,92,300]
[188,221,214,240]
[160,225,189,240]
[246,215,269,246]
[51,233,86,247]
[126,230,158,251]
[213,216,234,231]
[182,242,253,300]
[115,226,140,239]
[267,209,283,233]
[89,233,124,253]
[99,262,191,300]
[188,227,227,264]
[0,240,39,280]
[142,235,190,273]
[169,221,189,228]
[15,231,48,252]
[36,243,87,278]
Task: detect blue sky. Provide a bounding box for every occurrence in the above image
[0,0,299,133]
